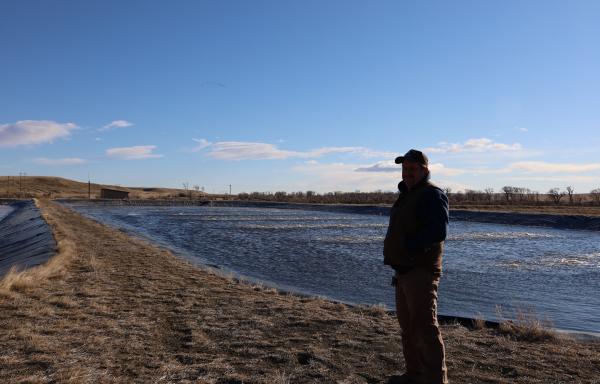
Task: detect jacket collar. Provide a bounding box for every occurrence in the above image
[398,172,431,193]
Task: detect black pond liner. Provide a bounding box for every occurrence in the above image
[0,200,57,277]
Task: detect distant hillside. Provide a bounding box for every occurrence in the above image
[0,176,205,199]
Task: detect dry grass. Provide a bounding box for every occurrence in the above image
[472,313,487,330]
[1,199,599,383]
[0,175,197,200]
[495,305,558,342]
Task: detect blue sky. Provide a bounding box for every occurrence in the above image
[1,0,599,194]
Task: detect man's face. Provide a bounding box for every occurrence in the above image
[402,160,428,189]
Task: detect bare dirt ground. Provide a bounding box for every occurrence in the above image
[1,199,599,383]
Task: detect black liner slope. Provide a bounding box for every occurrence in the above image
[0,200,57,277]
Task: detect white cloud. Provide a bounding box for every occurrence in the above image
[428,163,466,177]
[354,160,398,173]
[509,161,600,173]
[192,139,395,160]
[425,138,522,154]
[33,157,87,166]
[106,145,163,160]
[99,120,134,132]
[0,120,78,147]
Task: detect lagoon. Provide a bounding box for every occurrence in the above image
[65,203,600,333]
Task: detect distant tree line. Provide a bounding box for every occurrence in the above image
[237,190,398,205]
[439,186,600,206]
[236,186,600,206]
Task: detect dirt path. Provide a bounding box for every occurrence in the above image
[1,199,599,383]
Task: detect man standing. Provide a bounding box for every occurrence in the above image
[384,149,449,384]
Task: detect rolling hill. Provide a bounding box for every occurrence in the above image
[0,176,202,199]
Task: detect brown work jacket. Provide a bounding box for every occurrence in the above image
[383,179,445,275]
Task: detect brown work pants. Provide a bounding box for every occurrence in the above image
[395,268,448,384]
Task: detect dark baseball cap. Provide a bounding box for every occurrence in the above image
[395,149,429,166]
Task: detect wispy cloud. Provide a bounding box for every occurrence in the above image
[286,153,600,193]
[199,81,226,88]
[290,160,465,192]
[309,146,393,158]
[292,161,399,192]
[106,145,163,160]
[354,160,464,177]
[506,175,600,184]
[509,161,600,173]
[0,120,78,147]
[192,139,395,160]
[33,157,87,166]
[210,141,296,160]
[99,120,134,132]
[191,138,212,152]
[425,138,522,154]
[356,160,600,181]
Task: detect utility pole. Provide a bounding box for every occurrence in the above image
[19,172,28,197]
[229,184,232,195]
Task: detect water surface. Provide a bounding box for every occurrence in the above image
[65,203,600,333]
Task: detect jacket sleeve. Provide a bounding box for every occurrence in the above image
[405,188,449,252]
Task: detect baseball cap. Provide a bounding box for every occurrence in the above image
[395,149,429,166]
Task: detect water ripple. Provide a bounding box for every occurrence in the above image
[448,232,559,241]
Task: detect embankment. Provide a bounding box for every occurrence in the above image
[0,200,56,276]
[450,209,600,231]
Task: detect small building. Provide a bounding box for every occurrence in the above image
[100,188,129,199]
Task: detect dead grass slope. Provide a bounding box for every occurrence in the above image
[0,176,189,199]
[452,204,600,217]
[0,199,599,383]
